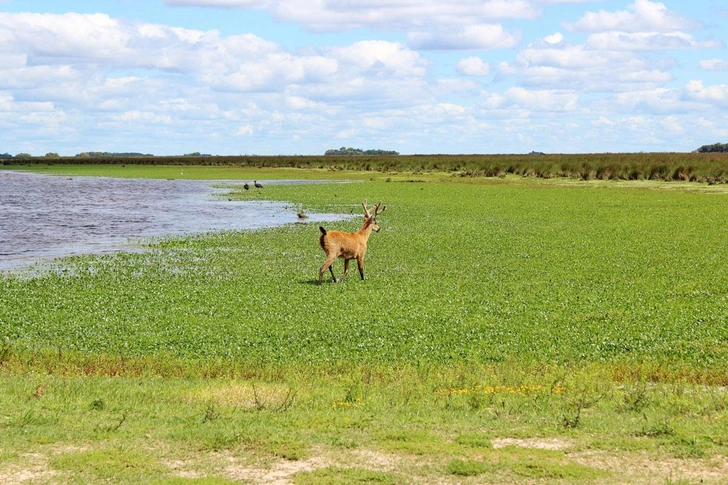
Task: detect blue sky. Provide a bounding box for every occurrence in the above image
[1,0,727,155]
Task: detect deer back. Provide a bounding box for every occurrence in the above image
[320,228,369,259]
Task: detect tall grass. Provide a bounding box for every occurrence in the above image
[4,152,728,183]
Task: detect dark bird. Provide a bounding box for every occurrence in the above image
[254,180,263,189]
[243,183,250,190]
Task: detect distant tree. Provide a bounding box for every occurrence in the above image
[0,153,13,159]
[325,147,399,156]
[697,143,728,153]
[15,152,32,159]
[75,151,153,157]
[44,152,60,158]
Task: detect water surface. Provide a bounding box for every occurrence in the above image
[0,171,348,271]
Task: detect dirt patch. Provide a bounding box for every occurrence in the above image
[492,437,573,450]
[348,449,402,471]
[226,456,328,484]
[165,459,205,479]
[0,453,57,484]
[222,448,404,484]
[571,450,728,484]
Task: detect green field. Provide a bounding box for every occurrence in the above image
[1,164,728,484]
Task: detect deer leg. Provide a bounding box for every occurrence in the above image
[357,256,365,280]
[319,256,338,284]
[341,258,352,282]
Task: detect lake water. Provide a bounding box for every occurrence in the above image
[0,171,350,271]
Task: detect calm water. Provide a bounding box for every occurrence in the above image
[0,171,349,271]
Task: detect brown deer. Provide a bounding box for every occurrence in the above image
[318,200,386,285]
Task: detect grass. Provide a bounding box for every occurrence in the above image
[1,371,726,483]
[5,151,728,183]
[3,172,727,369]
[1,164,728,483]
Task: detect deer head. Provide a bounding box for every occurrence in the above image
[362,199,387,233]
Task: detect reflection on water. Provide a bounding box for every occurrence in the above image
[0,171,350,271]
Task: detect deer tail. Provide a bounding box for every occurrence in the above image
[319,226,327,235]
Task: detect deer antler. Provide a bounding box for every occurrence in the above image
[362,200,386,218]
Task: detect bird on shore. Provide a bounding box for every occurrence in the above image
[254,180,263,189]
[243,183,249,191]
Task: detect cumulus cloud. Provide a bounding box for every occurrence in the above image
[685,80,728,104]
[2,2,726,155]
[0,10,443,154]
[235,125,254,136]
[567,0,701,33]
[544,32,564,44]
[0,12,429,101]
[166,0,539,33]
[327,41,428,77]
[586,31,722,51]
[457,57,491,76]
[0,12,279,72]
[613,84,721,114]
[408,24,520,51]
[498,41,673,92]
[484,87,579,112]
[700,58,728,71]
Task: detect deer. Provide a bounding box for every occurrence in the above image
[318,200,386,285]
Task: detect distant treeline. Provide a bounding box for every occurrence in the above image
[325,147,399,156]
[697,143,728,153]
[76,152,154,157]
[4,152,728,184]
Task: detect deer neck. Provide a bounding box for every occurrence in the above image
[358,219,375,240]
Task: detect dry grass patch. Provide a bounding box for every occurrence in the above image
[492,437,573,451]
[182,382,295,411]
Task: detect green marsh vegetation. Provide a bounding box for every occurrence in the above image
[1,162,728,483]
[5,150,728,183]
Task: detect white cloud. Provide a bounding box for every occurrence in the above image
[586,31,722,51]
[235,125,254,136]
[567,0,700,33]
[544,32,563,44]
[499,42,673,92]
[660,116,684,134]
[327,41,428,77]
[699,58,728,71]
[593,116,613,126]
[457,57,491,76]
[1,3,726,155]
[434,103,467,116]
[0,95,55,113]
[613,85,719,114]
[484,87,579,112]
[166,0,539,33]
[407,24,521,51]
[685,80,728,104]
